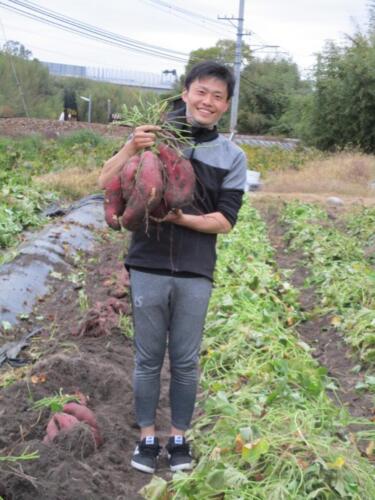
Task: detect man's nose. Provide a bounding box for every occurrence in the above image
[202,93,214,106]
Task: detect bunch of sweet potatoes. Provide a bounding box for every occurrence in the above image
[104,145,195,231]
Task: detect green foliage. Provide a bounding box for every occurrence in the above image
[281,202,375,363]
[305,32,375,151]
[2,40,32,59]
[0,132,118,256]
[240,143,323,175]
[32,388,80,413]
[238,58,310,135]
[184,39,252,77]
[0,52,59,118]
[0,46,160,122]
[164,203,375,499]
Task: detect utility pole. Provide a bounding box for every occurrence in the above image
[231,0,245,134]
[219,0,245,135]
[79,95,92,123]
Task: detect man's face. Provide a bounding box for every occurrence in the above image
[182,77,230,127]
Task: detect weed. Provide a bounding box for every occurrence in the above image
[0,449,39,462]
[78,289,89,312]
[119,314,133,339]
[32,388,80,413]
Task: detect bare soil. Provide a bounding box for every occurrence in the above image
[0,231,173,500]
[0,117,129,140]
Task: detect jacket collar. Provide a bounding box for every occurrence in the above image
[166,104,219,144]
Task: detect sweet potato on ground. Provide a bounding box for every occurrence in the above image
[63,402,102,446]
[43,412,80,444]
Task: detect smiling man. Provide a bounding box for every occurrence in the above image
[99,60,247,474]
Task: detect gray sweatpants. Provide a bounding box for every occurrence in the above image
[129,269,212,430]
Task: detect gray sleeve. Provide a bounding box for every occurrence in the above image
[221,150,247,191]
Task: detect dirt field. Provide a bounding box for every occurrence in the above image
[0,117,128,139]
[0,231,175,500]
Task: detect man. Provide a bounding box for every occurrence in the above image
[99,61,247,474]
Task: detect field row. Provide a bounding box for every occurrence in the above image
[281,202,375,365]
[144,202,375,500]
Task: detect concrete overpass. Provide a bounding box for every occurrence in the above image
[42,61,177,92]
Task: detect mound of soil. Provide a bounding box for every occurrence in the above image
[0,231,172,500]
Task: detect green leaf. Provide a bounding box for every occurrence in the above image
[1,321,12,332]
[241,438,269,463]
[206,468,226,491]
[139,476,168,500]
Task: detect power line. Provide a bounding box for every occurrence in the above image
[0,0,190,63]
[140,0,237,37]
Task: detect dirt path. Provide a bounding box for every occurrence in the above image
[0,117,128,140]
[0,231,172,500]
[254,197,375,421]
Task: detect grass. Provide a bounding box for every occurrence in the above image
[262,151,375,197]
[241,144,324,176]
[35,167,102,200]
[0,450,39,462]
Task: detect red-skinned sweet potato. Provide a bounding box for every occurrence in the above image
[158,144,195,209]
[121,155,140,201]
[121,151,163,231]
[103,175,125,231]
[63,402,102,446]
[43,412,80,444]
[62,402,98,430]
[150,199,169,220]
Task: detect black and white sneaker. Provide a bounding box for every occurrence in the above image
[166,435,193,472]
[131,436,161,474]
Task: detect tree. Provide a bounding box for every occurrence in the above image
[305,33,375,151]
[184,39,251,77]
[238,57,308,135]
[2,40,32,59]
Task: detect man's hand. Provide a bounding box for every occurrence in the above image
[128,125,161,155]
[152,209,232,234]
[98,124,160,189]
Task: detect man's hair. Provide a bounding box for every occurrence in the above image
[184,61,235,100]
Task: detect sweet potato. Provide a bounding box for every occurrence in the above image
[158,144,195,209]
[150,199,169,220]
[63,402,102,446]
[121,151,163,231]
[43,412,80,444]
[62,402,98,430]
[103,175,125,230]
[121,154,140,201]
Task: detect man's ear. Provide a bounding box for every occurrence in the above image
[182,88,188,103]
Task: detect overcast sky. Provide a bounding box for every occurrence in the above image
[0,0,370,78]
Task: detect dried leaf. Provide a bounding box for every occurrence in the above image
[31,373,47,384]
[365,441,375,457]
[235,434,244,453]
